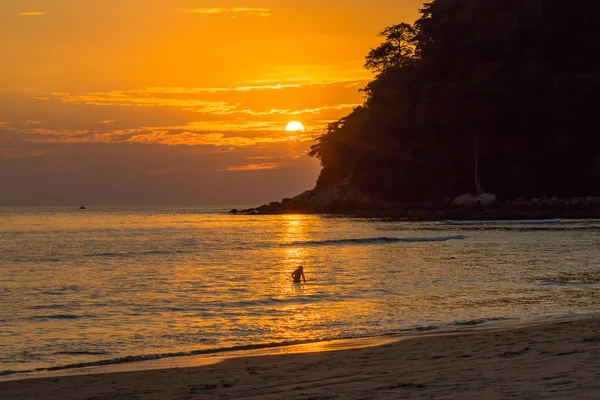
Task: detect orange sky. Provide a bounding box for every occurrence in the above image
[0,0,423,205]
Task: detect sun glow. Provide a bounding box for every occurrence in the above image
[285,121,305,132]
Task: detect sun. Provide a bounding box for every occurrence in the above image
[285,121,305,132]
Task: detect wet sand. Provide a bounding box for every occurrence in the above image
[2,315,600,399]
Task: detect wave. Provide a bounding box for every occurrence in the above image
[0,316,518,378]
[28,314,82,320]
[0,340,321,377]
[538,280,599,287]
[28,305,67,310]
[85,250,183,258]
[40,286,82,296]
[443,219,562,225]
[10,257,62,263]
[286,236,467,247]
[230,294,330,308]
[9,249,184,263]
[453,317,517,326]
[442,226,600,232]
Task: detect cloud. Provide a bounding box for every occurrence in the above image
[226,163,280,171]
[19,12,45,16]
[22,128,91,142]
[9,76,362,151]
[180,8,228,14]
[19,121,318,147]
[229,103,360,117]
[47,82,363,117]
[121,125,316,147]
[180,120,286,132]
[50,81,353,98]
[1,147,55,159]
[125,131,272,147]
[180,7,271,17]
[50,91,239,113]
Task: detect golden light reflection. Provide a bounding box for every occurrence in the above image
[276,215,311,299]
[280,215,308,265]
[275,303,325,342]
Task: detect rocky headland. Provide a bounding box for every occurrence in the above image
[233,179,600,220]
[235,0,600,219]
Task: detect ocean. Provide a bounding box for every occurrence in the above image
[1,206,599,376]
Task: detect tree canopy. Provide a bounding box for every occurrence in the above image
[309,0,600,202]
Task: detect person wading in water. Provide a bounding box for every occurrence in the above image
[291,265,306,283]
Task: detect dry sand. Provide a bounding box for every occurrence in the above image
[2,315,600,399]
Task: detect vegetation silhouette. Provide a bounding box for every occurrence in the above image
[309,0,600,203]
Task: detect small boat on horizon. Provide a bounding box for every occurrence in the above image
[79,205,86,210]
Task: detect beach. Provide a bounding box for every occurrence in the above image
[2,315,600,399]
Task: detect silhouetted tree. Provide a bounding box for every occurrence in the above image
[364,23,418,73]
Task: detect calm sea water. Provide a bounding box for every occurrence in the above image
[1,206,600,375]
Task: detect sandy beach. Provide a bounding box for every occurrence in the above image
[2,315,600,399]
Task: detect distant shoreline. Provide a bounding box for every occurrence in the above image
[234,202,600,221]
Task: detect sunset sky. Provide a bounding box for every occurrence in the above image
[0,0,423,205]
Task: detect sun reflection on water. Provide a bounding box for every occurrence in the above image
[275,304,326,342]
[277,214,310,286]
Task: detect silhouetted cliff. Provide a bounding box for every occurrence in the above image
[247,0,600,215]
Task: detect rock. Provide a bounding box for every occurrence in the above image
[358,195,373,206]
[309,187,336,208]
[256,205,270,213]
[342,185,363,203]
[479,193,498,205]
[291,190,314,204]
[452,193,497,206]
[515,196,528,205]
[453,194,479,206]
[229,208,239,214]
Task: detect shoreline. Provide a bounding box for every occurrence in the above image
[0,336,402,382]
[0,315,557,382]
[0,336,402,383]
[236,202,600,221]
[3,312,600,399]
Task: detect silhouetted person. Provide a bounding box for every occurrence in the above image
[291,265,306,283]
